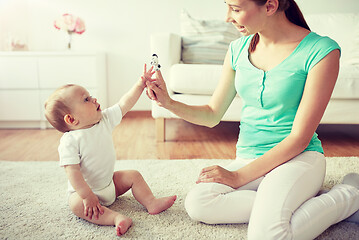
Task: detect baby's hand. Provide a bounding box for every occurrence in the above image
[83,192,104,220]
[140,64,155,88]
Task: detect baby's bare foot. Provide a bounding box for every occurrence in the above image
[115,214,132,236]
[147,195,177,215]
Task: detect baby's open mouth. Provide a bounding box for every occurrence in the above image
[97,104,101,111]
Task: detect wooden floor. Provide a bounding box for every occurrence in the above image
[1,111,359,161]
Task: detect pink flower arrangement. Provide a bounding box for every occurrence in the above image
[54,13,85,34]
[54,14,85,49]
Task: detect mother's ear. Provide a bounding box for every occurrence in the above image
[64,114,78,126]
[266,0,279,16]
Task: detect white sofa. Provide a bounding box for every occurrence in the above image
[151,13,359,142]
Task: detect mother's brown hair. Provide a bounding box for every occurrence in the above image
[249,0,310,52]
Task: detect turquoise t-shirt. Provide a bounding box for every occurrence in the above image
[230,32,341,159]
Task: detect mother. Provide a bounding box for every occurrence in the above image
[146,0,359,239]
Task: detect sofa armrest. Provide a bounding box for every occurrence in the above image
[150,33,181,81]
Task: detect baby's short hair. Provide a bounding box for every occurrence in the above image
[44,84,74,133]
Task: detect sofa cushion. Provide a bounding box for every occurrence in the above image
[332,64,359,99]
[181,10,241,65]
[306,13,359,99]
[169,63,222,95]
[305,13,359,65]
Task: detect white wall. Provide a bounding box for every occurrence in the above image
[1,0,359,110]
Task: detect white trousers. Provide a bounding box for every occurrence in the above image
[185,151,359,240]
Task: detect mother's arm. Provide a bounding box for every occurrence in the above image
[198,49,341,188]
[147,49,237,128]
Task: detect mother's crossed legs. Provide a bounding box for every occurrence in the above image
[185,151,359,240]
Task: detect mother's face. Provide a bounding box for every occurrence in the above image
[224,0,268,36]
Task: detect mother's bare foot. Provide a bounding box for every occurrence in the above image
[147,195,177,215]
[115,214,132,236]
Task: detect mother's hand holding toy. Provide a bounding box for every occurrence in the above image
[146,69,170,108]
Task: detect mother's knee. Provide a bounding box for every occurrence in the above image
[185,183,223,224]
[185,186,204,221]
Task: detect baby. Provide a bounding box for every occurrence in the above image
[44,65,176,236]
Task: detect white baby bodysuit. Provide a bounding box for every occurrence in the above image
[58,104,123,193]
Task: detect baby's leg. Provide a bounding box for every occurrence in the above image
[113,170,176,214]
[68,193,132,236]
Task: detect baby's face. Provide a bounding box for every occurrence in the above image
[64,85,102,129]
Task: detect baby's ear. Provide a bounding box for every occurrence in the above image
[64,114,78,126]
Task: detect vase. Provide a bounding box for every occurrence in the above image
[67,32,72,50]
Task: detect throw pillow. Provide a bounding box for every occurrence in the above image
[181,9,242,64]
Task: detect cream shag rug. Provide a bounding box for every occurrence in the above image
[0,157,358,240]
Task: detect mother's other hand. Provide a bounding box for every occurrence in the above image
[196,165,241,189]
